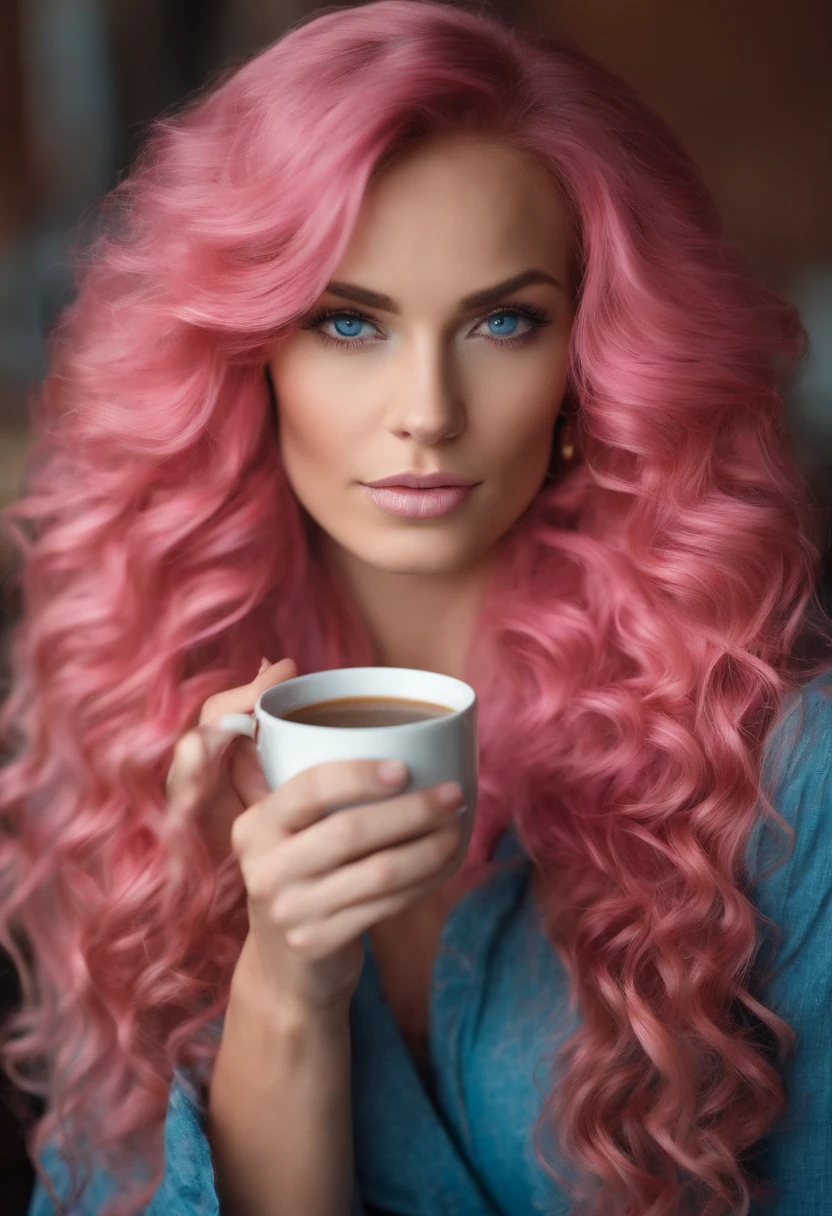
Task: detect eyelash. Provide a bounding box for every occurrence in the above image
[300,301,553,349]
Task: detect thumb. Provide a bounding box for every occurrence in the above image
[251,655,298,697]
[200,656,298,729]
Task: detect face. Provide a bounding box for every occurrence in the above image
[267,135,574,581]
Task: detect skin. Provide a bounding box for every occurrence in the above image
[165,148,579,1177]
[267,133,575,682]
[249,136,576,1053]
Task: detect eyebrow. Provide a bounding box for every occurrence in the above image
[322,269,565,314]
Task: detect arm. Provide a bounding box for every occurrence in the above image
[206,937,355,1216]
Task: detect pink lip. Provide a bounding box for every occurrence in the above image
[362,484,477,519]
[363,471,479,488]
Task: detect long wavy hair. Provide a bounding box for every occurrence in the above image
[1,2,829,1213]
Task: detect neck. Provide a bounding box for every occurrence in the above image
[317,534,496,681]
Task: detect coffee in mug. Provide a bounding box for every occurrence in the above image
[218,666,478,851]
[283,695,452,729]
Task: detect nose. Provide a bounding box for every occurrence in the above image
[383,333,465,445]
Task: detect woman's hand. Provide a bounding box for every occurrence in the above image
[164,658,466,1016]
[164,657,298,865]
[230,751,466,1015]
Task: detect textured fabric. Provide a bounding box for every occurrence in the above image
[27,1076,220,1215]
[27,675,832,1214]
[742,675,832,1214]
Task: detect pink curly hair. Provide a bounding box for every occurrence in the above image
[1,2,829,1213]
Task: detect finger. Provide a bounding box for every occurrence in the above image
[198,657,297,727]
[270,821,462,927]
[263,757,412,836]
[226,736,270,808]
[166,734,258,866]
[281,865,461,960]
[165,723,241,801]
[260,782,463,891]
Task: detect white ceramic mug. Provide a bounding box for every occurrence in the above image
[219,666,479,847]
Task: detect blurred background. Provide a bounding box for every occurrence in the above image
[0,0,831,1208]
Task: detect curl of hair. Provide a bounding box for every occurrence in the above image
[1,3,829,1214]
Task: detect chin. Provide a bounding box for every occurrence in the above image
[353,528,496,575]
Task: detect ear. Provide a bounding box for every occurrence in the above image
[264,363,279,441]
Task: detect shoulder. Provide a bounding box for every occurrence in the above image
[746,670,832,938]
[762,671,832,792]
[743,674,832,1206]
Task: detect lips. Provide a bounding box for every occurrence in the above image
[361,483,477,519]
[363,472,479,489]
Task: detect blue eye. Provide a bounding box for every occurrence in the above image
[486,313,519,336]
[331,316,367,338]
[301,300,552,349]
[303,310,378,344]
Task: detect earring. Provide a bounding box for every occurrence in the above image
[544,416,577,483]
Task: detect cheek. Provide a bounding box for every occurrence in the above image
[473,352,566,462]
[271,354,364,471]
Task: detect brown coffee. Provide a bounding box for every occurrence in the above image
[283,695,452,728]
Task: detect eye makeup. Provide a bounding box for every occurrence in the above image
[299,300,554,350]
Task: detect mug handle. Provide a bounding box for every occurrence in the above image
[217,712,257,740]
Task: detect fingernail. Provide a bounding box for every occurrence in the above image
[377,759,408,784]
[436,781,463,807]
[258,657,270,675]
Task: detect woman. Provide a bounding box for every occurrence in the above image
[1,2,830,1214]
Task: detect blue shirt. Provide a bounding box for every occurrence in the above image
[28,675,832,1214]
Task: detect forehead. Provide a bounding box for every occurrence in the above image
[332,135,573,299]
